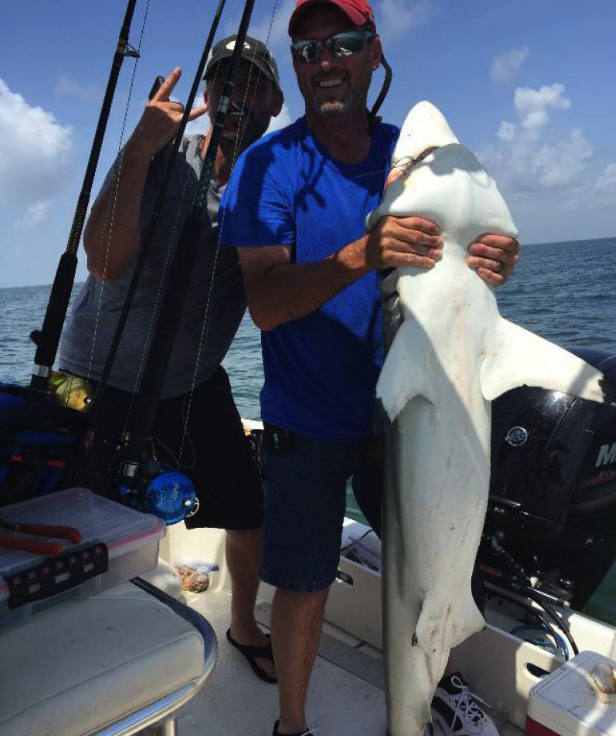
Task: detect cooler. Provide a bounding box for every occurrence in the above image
[0,486,166,630]
[526,651,616,736]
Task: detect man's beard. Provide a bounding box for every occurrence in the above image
[318,100,350,115]
[221,129,241,142]
[221,117,264,147]
[311,89,360,118]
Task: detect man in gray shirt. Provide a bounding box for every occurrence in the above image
[60,36,283,683]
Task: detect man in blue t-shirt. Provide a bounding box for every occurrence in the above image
[219,1,520,734]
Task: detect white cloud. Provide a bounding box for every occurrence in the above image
[55,73,102,103]
[267,102,292,132]
[248,0,436,48]
[530,129,592,189]
[490,46,529,84]
[185,110,209,136]
[0,78,73,207]
[595,163,616,194]
[514,83,570,135]
[497,121,516,142]
[12,200,51,230]
[378,0,435,42]
[249,0,296,50]
[479,83,592,193]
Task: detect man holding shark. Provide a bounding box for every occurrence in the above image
[219,1,519,734]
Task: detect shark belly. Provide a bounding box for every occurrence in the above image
[383,262,493,736]
[368,101,614,736]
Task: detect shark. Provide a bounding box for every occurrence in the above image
[365,101,616,736]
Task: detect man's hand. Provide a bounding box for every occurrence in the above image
[366,215,443,270]
[126,68,208,159]
[467,234,520,287]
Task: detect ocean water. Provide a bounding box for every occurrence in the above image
[1,236,616,623]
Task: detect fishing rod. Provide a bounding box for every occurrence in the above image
[120,0,258,482]
[79,0,259,521]
[29,0,141,391]
[90,0,228,420]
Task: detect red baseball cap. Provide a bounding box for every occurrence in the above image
[288,0,377,37]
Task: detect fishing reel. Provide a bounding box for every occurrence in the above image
[118,456,199,526]
[48,372,94,413]
[79,430,198,526]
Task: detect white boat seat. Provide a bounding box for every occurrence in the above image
[0,579,217,736]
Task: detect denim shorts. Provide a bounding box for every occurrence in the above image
[259,429,382,592]
[258,428,487,609]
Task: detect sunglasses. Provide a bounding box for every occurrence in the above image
[290,31,375,64]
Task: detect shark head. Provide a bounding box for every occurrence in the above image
[367,100,517,245]
[391,101,459,169]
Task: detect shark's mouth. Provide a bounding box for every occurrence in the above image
[398,145,440,175]
[385,146,440,189]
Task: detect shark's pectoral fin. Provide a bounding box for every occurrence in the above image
[376,323,436,423]
[481,319,614,405]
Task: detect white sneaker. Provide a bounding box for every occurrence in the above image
[431,673,500,736]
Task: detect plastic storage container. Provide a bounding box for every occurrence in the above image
[526,651,616,736]
[0,487,166,630]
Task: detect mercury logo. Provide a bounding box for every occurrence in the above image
[596,443,616,467]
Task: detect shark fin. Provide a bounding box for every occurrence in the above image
[376,322,437,423]
[481,319,612,405]
[414,592,485,671]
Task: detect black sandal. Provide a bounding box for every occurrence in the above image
[225,628,277,684]
[273,719,313,736]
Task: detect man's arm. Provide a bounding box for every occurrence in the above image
[84,68,207,280]
[84,141,152,280]
[239,220,519,331]
[238,216,443,331]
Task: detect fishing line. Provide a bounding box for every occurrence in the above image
[91,0,265,471]
[86,0,153,416]
[88,0,230,438]
[179,0,282,463]
[141,0,257,467]
[29,0,143,391]
[351,153,436,183]
[118,0,260,477]
[83,0,237,478]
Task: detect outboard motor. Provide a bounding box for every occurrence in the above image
[482,347,616,610]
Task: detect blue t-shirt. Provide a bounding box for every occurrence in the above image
[219,116,399,441]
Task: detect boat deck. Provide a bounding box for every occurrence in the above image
[174,586,521,736]
[177,588,387,735]
[152,521,616,736]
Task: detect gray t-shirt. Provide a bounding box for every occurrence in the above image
[60,135,246,398]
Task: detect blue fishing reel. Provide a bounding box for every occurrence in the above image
[119,459,198,525]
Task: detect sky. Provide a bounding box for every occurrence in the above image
[0,0,615,287]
